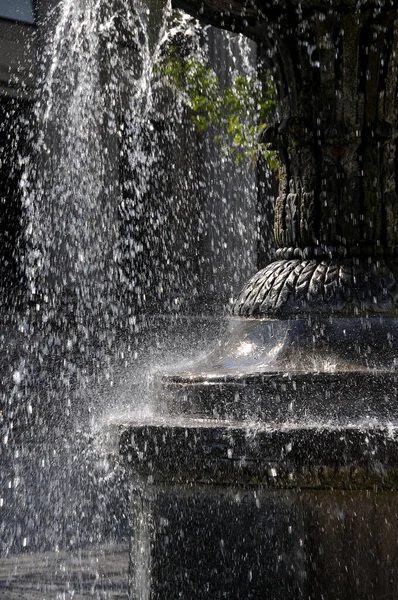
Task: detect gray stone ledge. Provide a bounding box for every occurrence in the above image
[120,422,398,490]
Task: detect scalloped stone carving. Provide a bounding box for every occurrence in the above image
[233,259,398,317]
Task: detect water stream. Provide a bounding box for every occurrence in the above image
[0,0,259,596]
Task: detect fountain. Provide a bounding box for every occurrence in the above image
[120,1,398,598]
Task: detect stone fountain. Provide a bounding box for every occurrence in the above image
[120,2,398,598]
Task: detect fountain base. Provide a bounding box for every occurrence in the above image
[120,418,398,599]
[119,313,398,599]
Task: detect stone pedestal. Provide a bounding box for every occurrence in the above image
[120,1,398,598]
[121,422,398,600]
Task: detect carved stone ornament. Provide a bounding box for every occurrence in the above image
[234,258,398,316]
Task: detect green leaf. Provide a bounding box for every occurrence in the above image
[158,52,278,170]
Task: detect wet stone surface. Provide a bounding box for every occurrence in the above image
[120,421,398,488]
[129,485,398,600]
[122,421,398,599]
[0,544,129,599]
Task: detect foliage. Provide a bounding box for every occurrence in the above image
[160,54,278,169]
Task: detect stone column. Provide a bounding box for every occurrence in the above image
[263,9,398,259]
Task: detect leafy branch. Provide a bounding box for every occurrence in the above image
[160,53,278,169]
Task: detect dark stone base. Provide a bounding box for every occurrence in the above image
[121,421,398,599]
[121,421,398,488]
[129,483,398,600]
[159,371,398,423]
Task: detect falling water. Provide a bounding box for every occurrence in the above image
[0,0,261,596]
[24,0,130,323]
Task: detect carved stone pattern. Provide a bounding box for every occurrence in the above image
[264,11,398,255]
[233,259,398,317]
[180,4,398,258]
